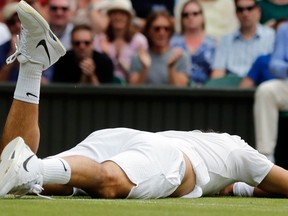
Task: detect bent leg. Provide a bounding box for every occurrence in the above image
[0,100,40,154]
[43,156,135,198]
[257,165,288,197]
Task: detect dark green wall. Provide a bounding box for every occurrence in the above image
[0,84,255,158]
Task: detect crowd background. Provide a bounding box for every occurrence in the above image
[1,0,288,163]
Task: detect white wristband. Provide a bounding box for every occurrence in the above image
[233,182,254,197]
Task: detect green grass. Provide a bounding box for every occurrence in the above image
[0,196,287,216]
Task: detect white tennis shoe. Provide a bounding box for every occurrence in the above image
[6,0,66,70]
[0,137,43,198]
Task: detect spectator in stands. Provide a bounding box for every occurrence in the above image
[210,0,275,79]
[257,0,288,24]
[239,54,274,88]
[128,11,190,86]
[171,0,217,86]
[253,21,288,163]
[239,19,287,88]
[42,0,75,83]
[48,0,74,50]
[0,2,20,82]
[25,0,49,20]
[47,0,74,50]
[131,0,175,18]
[196,0,239,40]
[88,0,110,35]
[53,24,114,85]
[94,0,148,83]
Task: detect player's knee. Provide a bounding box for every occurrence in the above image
[88,163,132,198]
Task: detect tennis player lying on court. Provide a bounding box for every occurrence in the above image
[0,1,288,199]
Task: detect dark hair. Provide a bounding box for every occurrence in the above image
[71,24,94,40]
[143,10,174,47]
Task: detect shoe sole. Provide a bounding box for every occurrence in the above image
[17,0,66,56]
[0,137,27,198]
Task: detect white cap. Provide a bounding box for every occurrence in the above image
[106,0,134,16]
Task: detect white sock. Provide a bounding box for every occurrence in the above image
[14,62,43,104]
[42,158,71,185]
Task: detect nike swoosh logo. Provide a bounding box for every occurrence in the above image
[59,159,67,172]
[26,92,38,98]
[23,155,35,172]
[36,39,51,64]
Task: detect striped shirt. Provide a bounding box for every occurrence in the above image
[212,24,275,77]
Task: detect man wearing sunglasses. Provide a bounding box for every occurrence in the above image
[41,0,74,83]
[52,24,114,84]
[210,0,275,79]
[47,0,74,50]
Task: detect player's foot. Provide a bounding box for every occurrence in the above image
[6,0,66,70]
[0,137,43,198]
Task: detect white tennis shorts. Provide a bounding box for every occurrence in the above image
[50,128,186,198]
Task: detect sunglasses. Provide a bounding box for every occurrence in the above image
[236,5,257,13]
[151,26,171,33]
[49,5,69,12]
[72,40,92,47]
[181,11,202,18]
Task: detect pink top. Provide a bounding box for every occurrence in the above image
[94,32,148,81]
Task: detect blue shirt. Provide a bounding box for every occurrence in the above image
[247,54,274,86]
[170,34,217,85]
[212,24,275,77]
[269,23,288,79]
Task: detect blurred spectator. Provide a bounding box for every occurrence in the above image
[257,0,288,24]
[129,11,190,86]
[130,0,176,32]
[131,0,175,18]
[47,0,75,50]
[94,0,148,83]
[239,54,273,88]
[210,0,274,79]
[0,2,20,82]
[25,0,49,20]
[196,0,239,40]
[53,24,114,85]
[42,0,75,83]
[88,0,110,35]
[171,0,217,86]
[0,23,11,46]
[240,19,287,88]
[253,22,288,162]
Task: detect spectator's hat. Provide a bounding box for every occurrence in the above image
[106,0,134,16]
[2,2,18,21]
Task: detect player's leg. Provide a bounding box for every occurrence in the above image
[1,101,39,153]
[0,138,134,198]
[60,156,134,198]
[0,0,65,153]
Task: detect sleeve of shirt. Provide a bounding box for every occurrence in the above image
[211,36,229,70]
[269,24,288,79]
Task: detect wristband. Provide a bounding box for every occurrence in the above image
[233,182,254,197]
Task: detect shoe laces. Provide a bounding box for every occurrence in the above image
[6,26,30,65]
[10,175,52,200]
